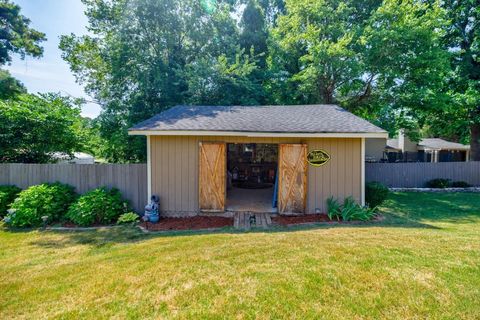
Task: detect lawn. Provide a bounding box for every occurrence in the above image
[1,192,479,319]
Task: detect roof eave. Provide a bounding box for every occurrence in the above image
[128,130,388,139]
[418,146,470,151]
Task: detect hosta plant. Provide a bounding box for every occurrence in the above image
[66,187,129,226]
[117,212,140,225]
[0,185,21,218]
[6,183,76,227]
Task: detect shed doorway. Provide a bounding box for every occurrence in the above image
[226,143,278,213]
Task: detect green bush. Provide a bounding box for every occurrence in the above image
[6,183,76,228]
[450,181,471,188]
[425,178,451,188]
[365,181,389,209]
[0,185,21,218]
[327,197,342,221]
[117,212,140,225]
[66,187,129,226]
[327,196,376,222]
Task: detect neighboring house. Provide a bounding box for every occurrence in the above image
[365,130,470,162]
[129,104,387,216]
[53,152,95,164]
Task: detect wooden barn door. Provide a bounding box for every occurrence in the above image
[199,142,226,212]
[278,144,307,214]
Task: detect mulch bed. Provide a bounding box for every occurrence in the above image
[140,216,233,231]
[272,214,332,226]
[272,213,384,226]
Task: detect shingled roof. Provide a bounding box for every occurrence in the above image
[129,105,386,135]
[419,138,470,151]
[387,138,470,151]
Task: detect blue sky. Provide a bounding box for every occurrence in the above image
[5,0,101,118]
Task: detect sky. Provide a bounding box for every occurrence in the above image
[5,0,101,118]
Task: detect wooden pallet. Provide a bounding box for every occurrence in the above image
[233,212,273,230]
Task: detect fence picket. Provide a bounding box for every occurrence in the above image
[366,162,480,187]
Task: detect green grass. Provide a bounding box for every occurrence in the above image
[1,192,479,319]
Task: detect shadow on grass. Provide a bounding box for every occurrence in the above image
[383,192,480,224]
[24,218,436,249]
[5,191,479,248]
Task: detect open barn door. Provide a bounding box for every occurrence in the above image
[199,142,226,212]
[278,144,307,214]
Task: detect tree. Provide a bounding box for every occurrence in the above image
[430,0,480,159]
[240,0,268,67]
[256,0,285,25]
[355,0,449,134]
[0,0,46,65]
[0,94,85,163]
[60,0,263,162]
[0,68,25,99]
[268,0,383,105]
[184,48,264,105]
[268,0,448,136]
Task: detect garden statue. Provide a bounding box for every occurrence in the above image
[143,195,160,223]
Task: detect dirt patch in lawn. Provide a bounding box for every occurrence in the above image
[140,216,233,231]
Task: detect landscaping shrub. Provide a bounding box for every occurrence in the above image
[426,178,451,188]
[6,183,76,228]
[117,212,140,225]
[450,181,471,188]
[0,185,21,218]
[365,181,389,208]
[327,196,376,222]
[327,197,342,221]
[66,187,129,226]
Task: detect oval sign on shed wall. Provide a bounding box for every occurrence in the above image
[307,149,330,167]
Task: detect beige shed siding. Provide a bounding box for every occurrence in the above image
[150,136,361,216]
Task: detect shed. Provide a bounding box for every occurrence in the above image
[129,105,387,216]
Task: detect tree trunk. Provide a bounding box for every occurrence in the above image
[470,123,480,161]
[321,84,334,104]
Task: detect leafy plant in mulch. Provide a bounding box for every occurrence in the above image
[425,178,451,188]
[66,187,129,227]
[0,185,21,218]
[425,179,472,188]
[327,197,376,222]
[117,212,140,225]
[365,181,389,209]
[450,181,471,188]
[6,183,76,228]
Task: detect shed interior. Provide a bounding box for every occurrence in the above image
[226,143,278,213]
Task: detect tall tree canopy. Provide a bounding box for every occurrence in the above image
[268,0,448,134]
[425,0,480,159]
[240,0,268,67]
[59,0,478,161]
[0,0,45,65]
[61,0,265,162]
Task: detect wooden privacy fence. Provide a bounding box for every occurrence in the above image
[366,162,480,187]
[0,164,147,212]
